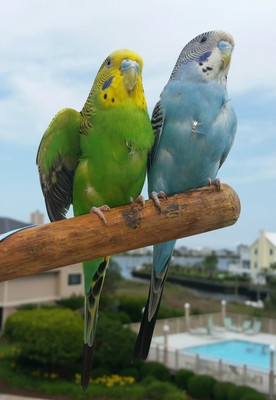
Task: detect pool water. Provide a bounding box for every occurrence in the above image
[184,340,273,369]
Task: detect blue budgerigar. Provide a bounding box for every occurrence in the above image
[133,30,237,360]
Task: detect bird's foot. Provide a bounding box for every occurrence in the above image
[150,191,167,211]
[208,178,221,191]
[130,195,145,207]
[90,205,110,224]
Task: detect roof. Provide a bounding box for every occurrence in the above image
[0,217,29,234]
[266,232,276,247]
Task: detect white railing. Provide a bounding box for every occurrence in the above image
[130,312,276,337]
[130,310,276,398]
[147,343,273,395]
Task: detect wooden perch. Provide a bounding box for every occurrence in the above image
[0,184,240,282]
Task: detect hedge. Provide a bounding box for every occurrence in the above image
[187,374,217,399]
[5,308,83,370]
[174,368,195,390]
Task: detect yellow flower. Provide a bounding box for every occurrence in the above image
[91,374,135,387]
[75,373,81,384]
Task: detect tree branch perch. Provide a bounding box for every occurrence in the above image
[0,184,240,282]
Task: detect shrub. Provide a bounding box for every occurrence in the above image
[187,374,217,399]
[213,381,237,400]
[174,368,195,390]
[90,367,112,379]
[143,379,186,400]
[102,310,131,324]
[115,295,182,322]
[5,308,83,371]
[102,259,123,294]
[164,393,187,400]
[241,394,267,400]
[56,295,84,310]
[227,385,260,400]
[93,314,136,371]
[158,305,183,319]
[139,361,171,382]
[116,295,148,322]
[121,367,139,380]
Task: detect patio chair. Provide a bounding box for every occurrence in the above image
[224,317,251,332]
[224,317,238,331]
[190,326,209,335]
[208,317,226,333]
[244,320,262,335]
[190,317,222,337]
[207,317,225,335]
[232,319,252,333]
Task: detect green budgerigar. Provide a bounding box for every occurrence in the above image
[36,49,154,389]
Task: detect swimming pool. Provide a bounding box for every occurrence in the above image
[184,340,273,370]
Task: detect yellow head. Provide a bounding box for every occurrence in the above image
[88,49,147,110]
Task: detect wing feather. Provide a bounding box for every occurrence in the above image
[36,108,81,221]
[147,100,165,173]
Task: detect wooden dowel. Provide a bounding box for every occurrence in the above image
[0,184,240,282]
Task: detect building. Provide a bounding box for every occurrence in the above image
[0,213,83,328]
[237,244,250,270]
[250,230,276,272]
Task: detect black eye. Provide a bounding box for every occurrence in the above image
[106,58,111,68]
[200,36,207,43]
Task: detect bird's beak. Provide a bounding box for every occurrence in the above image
[121,59,140,92]
[218,40,233,70]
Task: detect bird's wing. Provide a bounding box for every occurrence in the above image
[219,106,237,169]
[36,108,81,221]
[147,100,165,173]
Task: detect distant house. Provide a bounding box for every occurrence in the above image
[237,244,250,270]
[250,230,276,272]
[0,213,83,328]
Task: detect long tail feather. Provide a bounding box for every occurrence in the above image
[133,241,175,360]
[81,343,95,390]
[81,257,109,390]
[132,283,165,360]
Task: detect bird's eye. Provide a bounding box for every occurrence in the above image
[106,58,111,68]
[200,36,207,43]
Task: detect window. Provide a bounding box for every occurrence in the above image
[254,248,258,255]
[68,274,82,286]
[270,249,274,256]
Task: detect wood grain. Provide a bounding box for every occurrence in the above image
[0,184,240,282]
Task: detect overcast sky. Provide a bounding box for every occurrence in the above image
[1,0,276,250]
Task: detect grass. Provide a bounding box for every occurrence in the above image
[0,278,275,399]
[0,339,183,400]
[117,279,224,314]
[0,354,145,400]
[116,277,276,318]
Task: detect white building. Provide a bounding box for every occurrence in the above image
[0,213,83,328]
[250,230,276,272]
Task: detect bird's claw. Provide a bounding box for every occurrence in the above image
[150,191,167,211]
[130,195,145,207]
[208,178,221,191]
[90,205,110,225]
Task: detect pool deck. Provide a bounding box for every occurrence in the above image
[152,330,276,351]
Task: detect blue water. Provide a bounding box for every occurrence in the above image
[184,340,272,369]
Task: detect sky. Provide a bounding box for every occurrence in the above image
[0,0,276,250]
